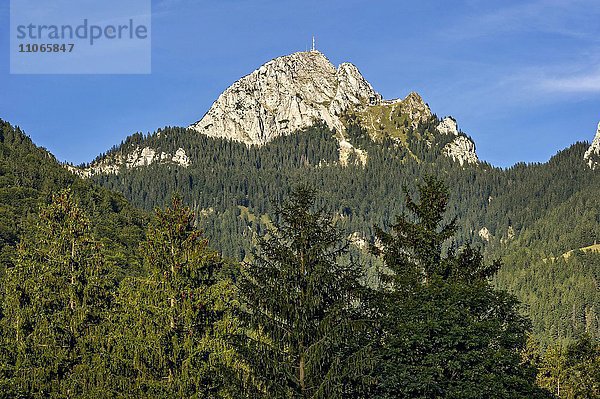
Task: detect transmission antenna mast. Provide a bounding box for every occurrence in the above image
[312,35,316,52]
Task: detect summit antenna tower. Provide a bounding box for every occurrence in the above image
[312,35,316,52]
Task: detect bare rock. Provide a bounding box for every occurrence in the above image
[584,121,600,169]
[189,51,381,145]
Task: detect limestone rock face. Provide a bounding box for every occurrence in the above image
[391,92,432,128]
[67,146,191,177]
[478,227,491,242]
[338,139,367,166]
[436,116,459,136]
[437,116,479,166]
[172,148,191,167]
[443,136,479,166]
[348,232,368,251]
[189,51,381,145]
[584,122,600,169]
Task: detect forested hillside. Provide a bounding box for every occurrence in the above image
[0,118,597,396]
[87,119,599,345]
[0,120,147,278]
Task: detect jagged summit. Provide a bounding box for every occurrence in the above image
[187,50,478,167]
[437,116,479,166]
[189,51,382,145]
[69,51,481,178]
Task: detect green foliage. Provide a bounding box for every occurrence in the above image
[237,186,374,398]
[90,121,600,344]
[0,190,116,397]
[373,175,458,285]
[108,195,241,398]
[0,119,147,279]
[0,118,597,396]
[371,177,548,399]
[533,335,600,398]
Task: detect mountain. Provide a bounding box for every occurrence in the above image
[189,51,381,145]
[74,51,479,177]
[63,51,598,345]
[1,123,562,399]
[188,50,479,167]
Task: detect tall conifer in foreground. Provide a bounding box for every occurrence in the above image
[0,190,114,397]
[372,176,550,399]
[238,186,373,398]
[111,194,240,398]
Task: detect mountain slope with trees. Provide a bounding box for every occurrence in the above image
[0,120,147,278]
[84,118,599,345]
[0,120,596,396]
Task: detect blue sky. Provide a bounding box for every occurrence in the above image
[2,0,600,167]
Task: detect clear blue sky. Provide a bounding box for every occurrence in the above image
[1,0,600,167]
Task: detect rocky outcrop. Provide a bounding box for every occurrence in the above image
[339,139,367,166]
[189,51,381,145]
[348,232,368,251]
[478,227,491,242]
[584,121,600,169]
[437,116,479,166]
[68,147,191,177]
[357,92,433,141]
[171,148,191,167]
[436,116,459,136]
[443,136,478,166]
[388,92,432,128]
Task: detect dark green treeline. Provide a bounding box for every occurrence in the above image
[92,121,600,346]
[1,178,596,398]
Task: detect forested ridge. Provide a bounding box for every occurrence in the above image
[90,118,599,346]
[0,119,598,397]
[0,120,147,278]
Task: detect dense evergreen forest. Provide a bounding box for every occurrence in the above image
[0,119,598,397]
[0,120,147,278]
[91,118,599,346]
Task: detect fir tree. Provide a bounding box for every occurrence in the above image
[536,335,600,398]
[372,176,549,399]
[0,190,114,397]
[237,186,374,398]
[110,194,240,398]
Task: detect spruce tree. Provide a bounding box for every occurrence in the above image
[111,194,239,398]
[238,186,373,398]
[0,190,114,397]
[536,335,600,398]
[372,176,549,398]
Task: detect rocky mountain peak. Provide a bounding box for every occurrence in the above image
[185,51,481,168]
[399,92,431,123]
[189,51,381,145]
[584,121,600,169]
[70,52,483,179]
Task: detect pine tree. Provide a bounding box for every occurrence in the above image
[237,186,373,398]
[110,194,239,398]
[372,176,549,399]
[0,190,114,397]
